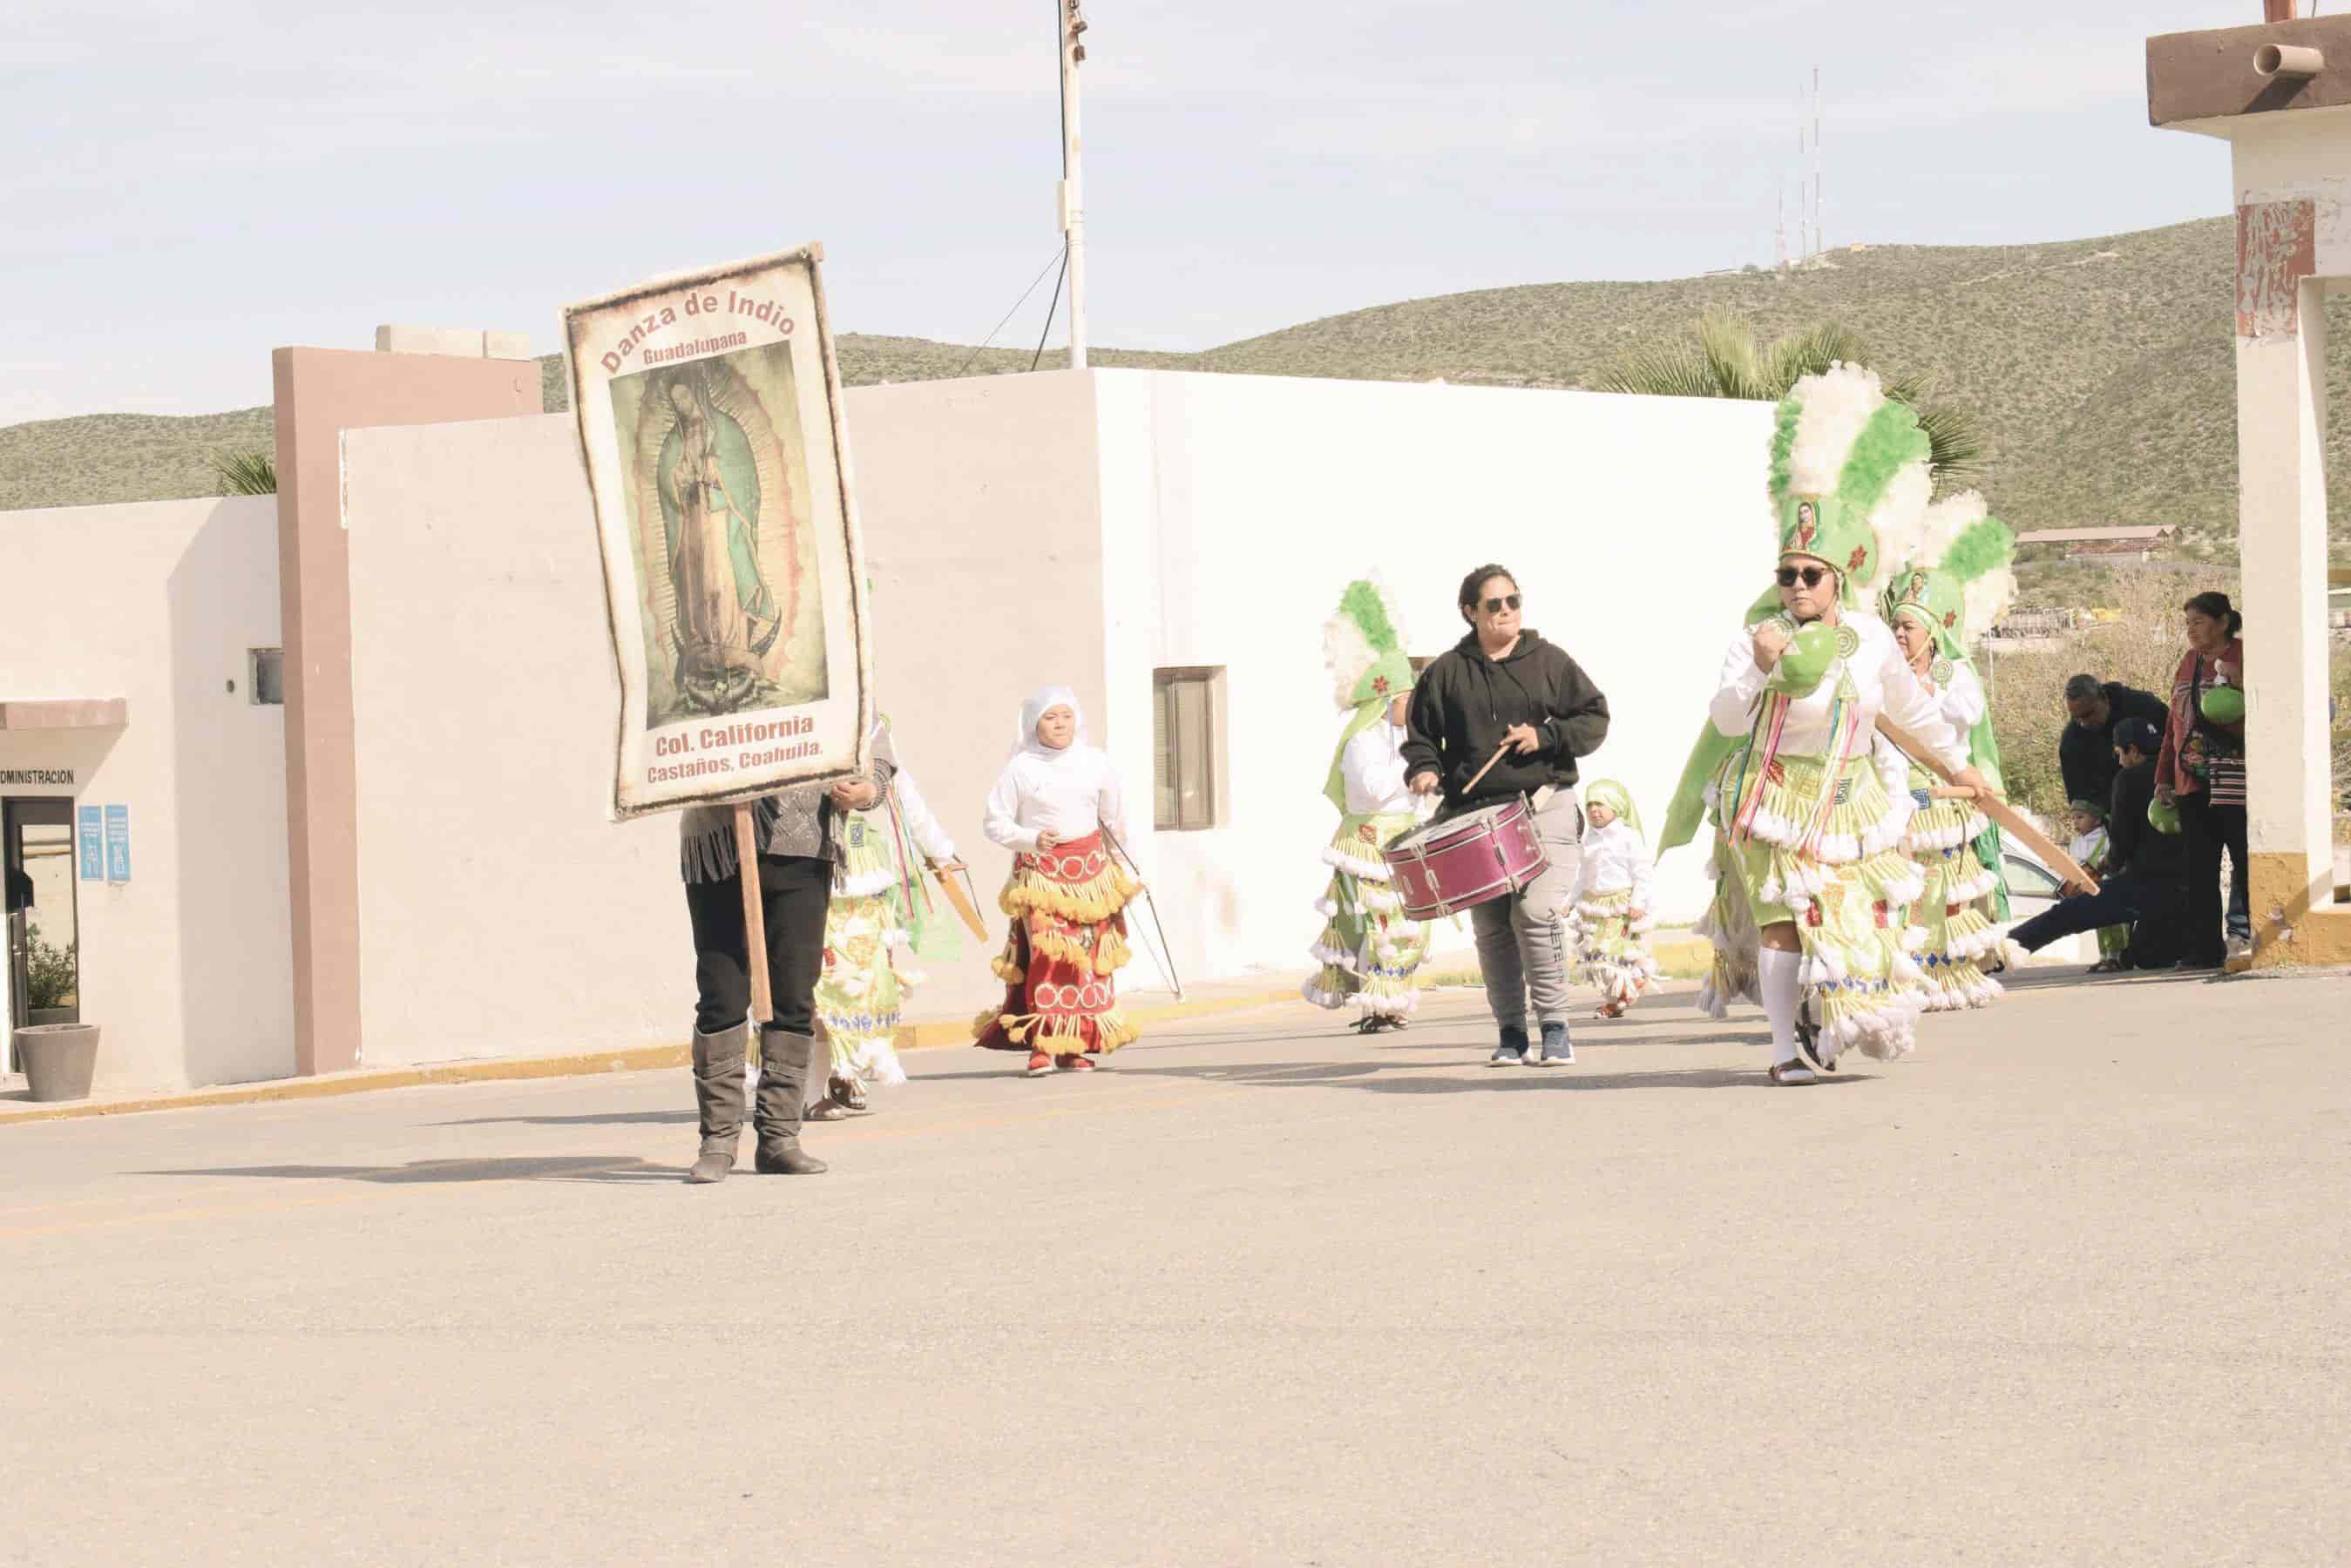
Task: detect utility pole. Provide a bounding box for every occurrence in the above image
[1058,0,1089,369]
[1812,66,1823,258]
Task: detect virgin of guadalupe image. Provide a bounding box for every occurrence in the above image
[654,363,786,714]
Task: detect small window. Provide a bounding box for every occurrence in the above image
[1153,667,1223,832]
[249,648,286,706]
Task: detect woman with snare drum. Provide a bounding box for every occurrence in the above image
[1401,563,1610,1068]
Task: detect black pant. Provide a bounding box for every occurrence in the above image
[2009,873,2181,969]
[2178,791,2247,967]
[684,854,832,1037]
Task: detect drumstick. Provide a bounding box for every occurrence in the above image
[1460,740,1514,798]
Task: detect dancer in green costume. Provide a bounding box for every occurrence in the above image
[1880,493,2020,1010]
[1660,364,1994,1085]
[1304,577,1432,1031]
[807,718,963,1119]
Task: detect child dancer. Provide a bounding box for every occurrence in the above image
[974,686,1142,1077]
[1568,780,1659,1017]
[1304,576,1432,1033]
[2066,798,2129,973]
[807,719,965,1119]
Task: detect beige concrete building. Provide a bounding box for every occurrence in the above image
[2149,10,2351,966]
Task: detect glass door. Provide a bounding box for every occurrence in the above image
[3,800,79,1043]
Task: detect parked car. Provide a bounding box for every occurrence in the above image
[1997,834,2095,964]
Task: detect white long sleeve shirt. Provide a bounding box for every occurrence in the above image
[1339,722,1417,815]
[1708,611,1967,772]
[892,767,959,864]
[1572,819,1656,908]
[983,743,1129,853]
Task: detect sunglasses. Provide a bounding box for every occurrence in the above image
[1775,566,1830,589]
[1480,593,1522,613]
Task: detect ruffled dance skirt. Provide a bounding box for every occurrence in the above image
[1302,811,1429,1019]
[1568,888,1658,1009]
[1696,747,1932,1064]
[973,830,1140,1055]
[1900,769,2003,1012]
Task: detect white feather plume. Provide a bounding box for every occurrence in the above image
[1915,490,1988,566]
[1962,566,2018,645]
[1785,362,1887,497]
[1863,461,1933,591]
[1323,615,1377,711]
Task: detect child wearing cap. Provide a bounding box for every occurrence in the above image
[2064,798,2128,973]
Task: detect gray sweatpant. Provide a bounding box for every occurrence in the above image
[1471,790,1583,1031]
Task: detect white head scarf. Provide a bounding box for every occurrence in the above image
[1013,685,1090,760]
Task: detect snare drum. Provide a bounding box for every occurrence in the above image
[1383,796,1550,920]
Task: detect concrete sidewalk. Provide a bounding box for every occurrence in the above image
[5,965,2346,1565]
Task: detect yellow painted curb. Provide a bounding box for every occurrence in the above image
[1,985,1311,1129]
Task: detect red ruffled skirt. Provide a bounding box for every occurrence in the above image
[972,830,1142,1055]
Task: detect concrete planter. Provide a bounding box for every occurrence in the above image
[17,1023,98,1103]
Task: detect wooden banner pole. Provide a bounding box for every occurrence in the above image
[733,805,773,1031]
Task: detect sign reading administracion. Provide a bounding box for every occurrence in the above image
[562,244,874,819]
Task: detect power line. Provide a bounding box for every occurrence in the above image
[955,245,1073,377]
[1030,245,1070,372]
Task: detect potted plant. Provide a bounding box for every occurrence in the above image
[24,923,76,1026]
[17,923,96,1101]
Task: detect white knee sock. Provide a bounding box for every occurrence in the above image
[1759,948,1803,1065]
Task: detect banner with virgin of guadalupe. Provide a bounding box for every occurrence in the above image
[564,244,873,818]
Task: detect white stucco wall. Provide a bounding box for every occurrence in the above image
[342,416,683,1065]
[1091,370,1773,984]
[315,368,1776,1057]
[0,497,292,1091]
[847,371,1111,1006]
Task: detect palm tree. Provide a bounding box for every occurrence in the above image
[210,449,277,496]
[1598,309,1984,487]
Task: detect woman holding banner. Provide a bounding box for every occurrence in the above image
[676,731,895,1183]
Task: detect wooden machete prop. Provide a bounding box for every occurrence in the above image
[1874,715,2098,892]
[932,862,992,941]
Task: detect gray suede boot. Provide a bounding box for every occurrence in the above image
[685,1024,749,1184]
[753,1027,829,1175]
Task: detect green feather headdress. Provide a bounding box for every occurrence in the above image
[1322,576,1414,814]
[1767,363,1933,607]
[1880,491,2016,659]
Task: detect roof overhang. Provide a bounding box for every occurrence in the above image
[2150,16,2351,137]
[0,700,128,731]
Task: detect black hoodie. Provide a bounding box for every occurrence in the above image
[1402,628,1610,812]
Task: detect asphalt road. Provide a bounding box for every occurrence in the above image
[4,969,2347,1565]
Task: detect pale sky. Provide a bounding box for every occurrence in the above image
[5,0,2241,424]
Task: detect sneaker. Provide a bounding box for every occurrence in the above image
[1487,1026,1529,1067]
[1532,1023,1574,1065]
[1024,1051,1054,1077]
[1769,1060,1817,1086]
[2225,936,2253,965]
[1057,1053,1097,1072]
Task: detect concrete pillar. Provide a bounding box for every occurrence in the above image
[2227,152,2351,965]
[2232,273,2341,963]
[271,348,540,1074]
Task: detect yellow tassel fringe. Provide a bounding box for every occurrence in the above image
[999,860,1142,925]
